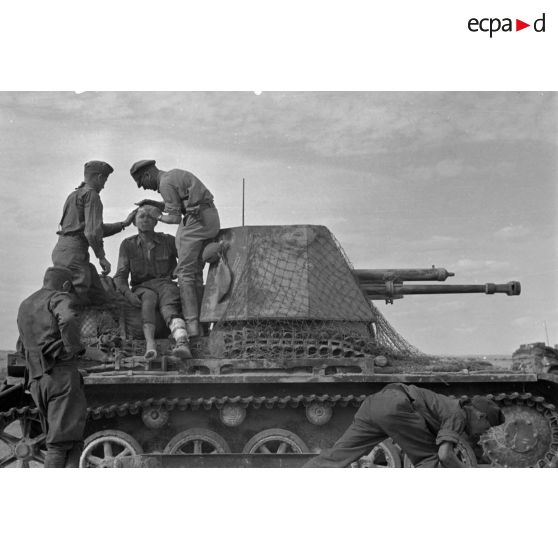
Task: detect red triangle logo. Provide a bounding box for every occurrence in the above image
[516,19,530,31]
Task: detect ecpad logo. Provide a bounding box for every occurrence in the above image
[468,13,546,37]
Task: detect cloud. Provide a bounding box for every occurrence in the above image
[494,225,530,240]
[2,92,556,170]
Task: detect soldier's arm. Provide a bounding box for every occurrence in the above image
[113,241,132,294]
[83,190,106,258]
[103,210,137,237]
[113,241,142,307]
[157,182,182,224]
[50,293,84,359]
[438,442,466,468]
[102,221,127,237]
[420,389,467,446]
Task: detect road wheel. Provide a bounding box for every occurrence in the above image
[243,428,309,454]
[80,429,143,468]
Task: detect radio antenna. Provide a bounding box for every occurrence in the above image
[242,178,245,226]
[544,320,550,346]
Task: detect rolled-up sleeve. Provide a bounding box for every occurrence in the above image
[159,181,182,216]
[83,190,106,258]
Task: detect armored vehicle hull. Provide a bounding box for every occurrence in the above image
[2,225,556,467]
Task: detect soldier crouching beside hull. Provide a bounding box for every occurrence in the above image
[113,205,191,360]
[304,383,505,468]
[16,267,88,468]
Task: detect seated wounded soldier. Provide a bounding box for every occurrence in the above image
[113,206,191,360]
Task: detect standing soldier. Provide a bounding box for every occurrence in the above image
[52,161,136,305]
[113,205,192,360]
[16,267,88,467]
[130,160,220,338]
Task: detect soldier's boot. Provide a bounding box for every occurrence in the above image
[143,323,158,360]
[179,284,200,338]
[170,318,192,359]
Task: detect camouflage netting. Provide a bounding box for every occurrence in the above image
[77,225,492,371]
[207,225,425,360]
[78,276,169,347]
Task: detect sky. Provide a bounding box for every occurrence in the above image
[0,91,556,355]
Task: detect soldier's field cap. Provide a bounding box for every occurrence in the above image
[84,160,114,176]
[43,266,73,286]
[470,395,505,427]
[130,159,156,183]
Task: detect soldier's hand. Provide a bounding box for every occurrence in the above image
[122,208,138,227]
[99,257,111,276]
[125,290,142,308]
[135,199,165,211]
[438,442,466,468]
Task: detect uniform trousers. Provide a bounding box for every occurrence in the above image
[133,278,182,326]
[175,207,220,289]
[29,361,87,468]
[304,387,441,468]
[51,235,107,305]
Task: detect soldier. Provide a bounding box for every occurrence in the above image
[304,383,505,468]
[52,160,137,305]
[129,160,220,338]
[16,267,88,467]
[113,205,191,360]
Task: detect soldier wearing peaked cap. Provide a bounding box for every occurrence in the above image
[304,383,505,468]
[130,160,220,340]
[16,267,88,467]
[51,161,137,305]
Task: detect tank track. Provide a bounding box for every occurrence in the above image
[3,391,558,467]
[87,393,368,419]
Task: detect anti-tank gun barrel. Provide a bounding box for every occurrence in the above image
[355,268,455,282]
[353,267,521,303]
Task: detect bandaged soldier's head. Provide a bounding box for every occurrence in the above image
[135,205,160,232]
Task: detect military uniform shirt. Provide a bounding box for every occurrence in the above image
[17,289,84,379]
[395,383,467,445]
[114,232,178,289]
[158,169,214,216]
[57,184,123,259]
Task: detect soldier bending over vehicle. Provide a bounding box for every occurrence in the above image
[304,383,505,468]
[114,205,191,360]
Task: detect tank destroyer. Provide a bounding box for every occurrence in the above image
[1,224,557,468]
